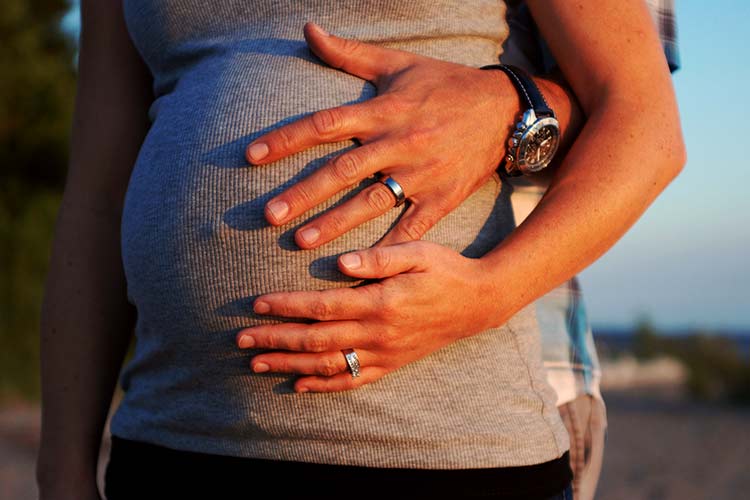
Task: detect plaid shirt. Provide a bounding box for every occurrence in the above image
[503,0,680,405]
[647,0,680,72]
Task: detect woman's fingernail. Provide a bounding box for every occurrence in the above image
[253,301,270,314]
[247,142,269,162]
[340,253,361,269]
[299,227,320,245]
[253,362,270,373]
[298,387,310,393]
[238,335,255,348]
[267,200,289,222]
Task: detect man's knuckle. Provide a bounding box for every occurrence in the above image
[280,302,298,317]
[275,358,290,372]
[437,194,459,214]
[330,153,361,185]
[275,127,296,152]
[311,108,341,137]
[403,128,432,150]
[310,300,333,320]
[302,334,328,353]
[378,293,399,317]
[317,357,341,377]
[322,212,349,236]
[263,336,278,350]
[401,217,429,240]
[340,38,364,58]
[378,94,408,115]
[289,183,316,208]
[373,248,391,269]
[373,324,397,347]
[366,184,395,211]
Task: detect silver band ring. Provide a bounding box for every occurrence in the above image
[379,176,406,207]
[342,348,361,378]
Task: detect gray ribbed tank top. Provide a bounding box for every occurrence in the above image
[112,0,569,468]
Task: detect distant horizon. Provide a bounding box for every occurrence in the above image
[591,323,750,336]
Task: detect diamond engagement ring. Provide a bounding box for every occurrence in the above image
[379,176,406,207]
[342,348,361,378]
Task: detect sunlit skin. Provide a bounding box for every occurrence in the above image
[241,24,583,249]
[36,4,584,495]
[35,1,686,497]
[235,0,685,394]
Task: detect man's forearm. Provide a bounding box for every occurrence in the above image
[475,0,686,327]
[529,71,584,185]
[479,94,685,326]
[486,67,585,187]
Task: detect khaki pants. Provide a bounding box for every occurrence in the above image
[557,395,608,500]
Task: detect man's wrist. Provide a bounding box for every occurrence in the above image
[476,64,583,184]
[477,67,523,173]
[480,64,566,177]
[532,72,583,158]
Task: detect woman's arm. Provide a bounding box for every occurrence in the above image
[234,0,685,393]
[36,1,153,497]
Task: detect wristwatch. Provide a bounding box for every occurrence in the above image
[479,63,560,176]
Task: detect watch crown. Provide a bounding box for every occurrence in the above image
[508,137,520,148]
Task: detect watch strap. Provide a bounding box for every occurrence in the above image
[480,63,554,118]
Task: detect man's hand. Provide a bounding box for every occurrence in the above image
[245,22,517,248]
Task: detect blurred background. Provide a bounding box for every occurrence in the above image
[1,1,748,499]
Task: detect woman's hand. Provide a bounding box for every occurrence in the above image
[235,242,505,392]
[245,22,517,248]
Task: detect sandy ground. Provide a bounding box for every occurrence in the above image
[595,389,750,500]
[2,388,749,500]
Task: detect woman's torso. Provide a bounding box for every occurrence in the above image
[112,0,569,468]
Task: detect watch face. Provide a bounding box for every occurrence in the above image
[516,117,560,173]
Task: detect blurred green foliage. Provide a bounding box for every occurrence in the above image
[633,317,662,361]
[1,0,76,186]
[1,0,76,402]
[0,181,62,402]
[633,318,750,406]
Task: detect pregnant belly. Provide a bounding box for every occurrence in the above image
[120,49,512,375]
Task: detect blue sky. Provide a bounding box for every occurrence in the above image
[62,2,749,330]
[577,1,750,330]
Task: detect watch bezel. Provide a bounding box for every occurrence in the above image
[514,116,560,175]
